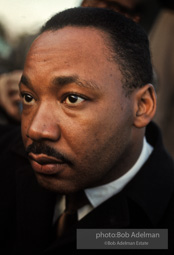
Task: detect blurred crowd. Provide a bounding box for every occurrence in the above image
[0,0,174,157]
[0,21,37,125]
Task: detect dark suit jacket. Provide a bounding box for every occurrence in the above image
[0,122,174,255]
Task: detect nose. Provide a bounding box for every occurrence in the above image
[27,103,61,142]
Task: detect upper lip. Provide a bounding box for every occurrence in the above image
[28,153,65,165]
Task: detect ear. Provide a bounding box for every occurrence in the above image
[133,84,156,128]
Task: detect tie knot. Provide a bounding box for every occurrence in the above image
[65,190,89,214]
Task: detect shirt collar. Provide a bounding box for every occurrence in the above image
[85,137,153,208]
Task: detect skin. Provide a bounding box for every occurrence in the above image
[0,70,22,121]
[20,26,156,194]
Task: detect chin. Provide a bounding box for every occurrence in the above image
[35,172,81,194]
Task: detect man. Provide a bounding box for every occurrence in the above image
[0,7,174,255]
[0,70,22,124]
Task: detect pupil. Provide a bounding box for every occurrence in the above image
[69,95,78,103]
[25,95,32,102]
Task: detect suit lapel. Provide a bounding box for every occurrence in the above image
[77,192,130,229]
[125,122,174,225]
[15,164,57,253]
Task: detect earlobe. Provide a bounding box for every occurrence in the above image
[133,84,157,128]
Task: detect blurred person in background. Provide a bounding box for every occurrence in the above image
[0,70,22,124]
[0,20,37,126]
[81,0,142,22]
[149,0,174,158]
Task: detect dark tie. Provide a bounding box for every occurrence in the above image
[57,191,89,237]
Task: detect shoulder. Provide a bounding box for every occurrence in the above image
[0,124,28,178]
[0,124,21,152]
[145,122,174,167]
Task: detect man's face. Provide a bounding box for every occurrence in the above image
[20,27,134,193]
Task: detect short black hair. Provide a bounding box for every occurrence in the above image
[41,7,153,94]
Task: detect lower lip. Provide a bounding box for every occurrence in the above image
[30,160,66,175]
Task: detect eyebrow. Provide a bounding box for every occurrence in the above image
[19,74,99,91]
[19,75,27,85]
[19,75,32,90]
[52,75,100,91]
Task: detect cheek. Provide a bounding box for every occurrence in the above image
[65,100,133,162]
[62,108,118,157]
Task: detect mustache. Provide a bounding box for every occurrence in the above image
[26,142,72,164]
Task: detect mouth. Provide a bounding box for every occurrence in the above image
[28,153,67,175]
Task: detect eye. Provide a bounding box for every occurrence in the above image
[21,92,35,105]
[63,94,85,105]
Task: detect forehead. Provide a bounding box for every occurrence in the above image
[24,26,122,90]
[31,26,108,48]
[26,26,112,66]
